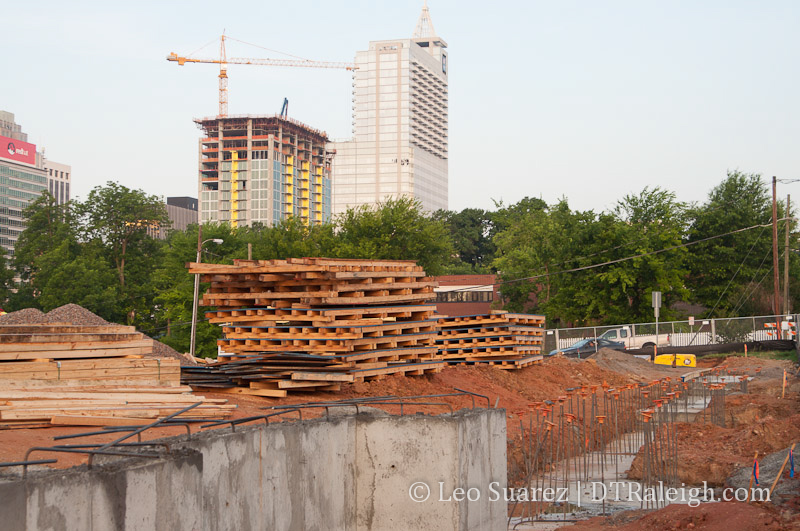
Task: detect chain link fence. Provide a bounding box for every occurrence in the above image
[544,314,799,354]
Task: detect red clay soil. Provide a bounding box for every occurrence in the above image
[0,357,638,470]
[628,368,800,486]
[557,501,797,530]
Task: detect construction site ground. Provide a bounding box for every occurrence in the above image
[2,347,798,529]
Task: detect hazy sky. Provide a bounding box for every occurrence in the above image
[4,1,799,213]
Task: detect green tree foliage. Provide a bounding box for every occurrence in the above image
[152,223,242,358]
[246,218,337,260]
[10,192,78,309]
[493,188,688,326]
[685,171,773,315]
[12,183,169,326]
[8,174,798,356]
[335,197,453,275]
[75,182,170,325]
[434,208,495,272]
[77,182,170,288]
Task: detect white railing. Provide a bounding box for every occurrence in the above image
[544,313,799,353]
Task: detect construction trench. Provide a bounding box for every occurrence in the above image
[507,372,747,528]
[0,259,798,529]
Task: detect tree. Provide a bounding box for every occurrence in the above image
[35,241,120,316]
[434,208,495,272]
[77,182,170,289]
[335,197,454,275]
[685,171,773,315]
[492,199,593,320]
[245,218,336,260]
[77,182,170,325]
[11,192,78,309]
[492,189,688,326]
[13,193,77,280]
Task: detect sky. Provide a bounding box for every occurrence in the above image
[4,0,799,213]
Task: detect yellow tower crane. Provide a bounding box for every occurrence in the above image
[167,34,356,117]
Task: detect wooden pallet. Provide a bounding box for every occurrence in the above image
[446,355,543,369]
[184,259,445,395]
[206,304,436,325]
[192,259,437,308]
[0,324,234,428]
[436,313,545,369]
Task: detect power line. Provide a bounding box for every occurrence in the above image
[496,192,772,275]
[702,225,768,318]
[731,249,786,317]
[451,219,792,293]
[729,248,773,316]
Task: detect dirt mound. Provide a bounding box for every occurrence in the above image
[42,303,108,325]
[0,308,46,325]
[714,356,796,380]
[560,501,793,530]
[587,348,687,380]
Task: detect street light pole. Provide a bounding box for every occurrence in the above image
[189,227,223,359]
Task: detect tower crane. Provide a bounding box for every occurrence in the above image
[167,34,356,117]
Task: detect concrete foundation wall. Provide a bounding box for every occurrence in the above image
[0,408,506,531]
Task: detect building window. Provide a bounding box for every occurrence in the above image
[435,291,493,303]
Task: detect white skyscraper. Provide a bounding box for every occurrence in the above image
[330,3,448,215]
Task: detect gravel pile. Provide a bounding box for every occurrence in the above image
[1,303,199,366]
[146,339,198,366]
[726,445,800,505]
[0,308,46,325]
[42,304,109,325]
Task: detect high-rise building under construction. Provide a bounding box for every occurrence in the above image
[196,115,333,227]
[330,3,448,215]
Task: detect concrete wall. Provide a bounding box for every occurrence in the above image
[0,408,506,531]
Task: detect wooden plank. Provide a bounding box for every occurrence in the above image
[0,380,190,392]
[0,391,213,402]
[315,294,435,305]
[194,386,288,398]
[50,415,162,427]
[0,341,153,361]
[276,380,340,389]
[0,333,144,344]
[0,325,137,334]
[290,372,354,382]
[0,339,152,351]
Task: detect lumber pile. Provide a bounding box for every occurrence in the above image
[182,258,445,397]
[0,324,234,428]
[436,311,545,369]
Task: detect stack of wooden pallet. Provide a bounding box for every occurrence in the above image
[182,258,445,397]
[0,324,234,428]
[436,311,545,369]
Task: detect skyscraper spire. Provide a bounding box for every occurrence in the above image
[413,1,437,38]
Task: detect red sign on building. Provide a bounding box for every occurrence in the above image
[0,135,36,166]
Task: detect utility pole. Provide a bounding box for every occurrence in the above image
[784,194,791,315]
[772,177,780,316]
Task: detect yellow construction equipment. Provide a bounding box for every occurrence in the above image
[167,34,356,117]
[654,353,696,368]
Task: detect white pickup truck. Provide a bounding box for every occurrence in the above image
[598,327,670,350]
